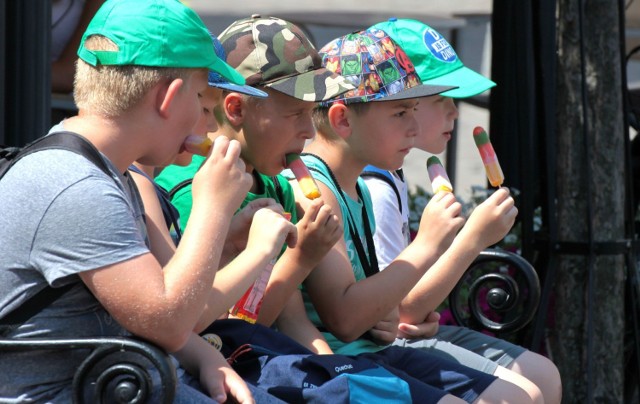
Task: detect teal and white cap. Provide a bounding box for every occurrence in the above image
[372,18,496,98]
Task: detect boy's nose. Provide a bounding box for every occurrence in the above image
[448,98,459,120]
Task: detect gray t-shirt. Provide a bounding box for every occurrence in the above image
[0,144,150,401]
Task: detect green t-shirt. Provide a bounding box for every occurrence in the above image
[282,154,384,355]
[156,156,298,230]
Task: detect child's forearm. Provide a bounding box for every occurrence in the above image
[399,232,484,324]
[257,248,316,326]
[274,292,334,354]
[194,249,272,333]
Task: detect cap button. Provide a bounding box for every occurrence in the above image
[251,14,261,19]
[389,17,398,22]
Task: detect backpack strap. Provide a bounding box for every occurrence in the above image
[129,165,183,244]
[361,165,402,214]
[0,131,111,179]
[0,132,114,335]
[167,178,193,200]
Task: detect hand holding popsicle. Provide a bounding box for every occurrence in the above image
[473,126,504,187]
[426,156,453,193]
[286,153,321,200]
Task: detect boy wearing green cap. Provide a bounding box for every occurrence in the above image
[283,26,535,402]
[0,1,277,402]
[361,18,561,404]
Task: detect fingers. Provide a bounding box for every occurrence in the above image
[285,221,298,248]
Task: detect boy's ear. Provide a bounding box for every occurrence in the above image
[327,103,352,139]
[223,92,245,126]
[157,78,183,119]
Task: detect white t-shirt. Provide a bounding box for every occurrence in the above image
[364,171,410,270]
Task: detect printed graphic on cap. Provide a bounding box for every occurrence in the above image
[319,27,421,105]
[422,27,458,63]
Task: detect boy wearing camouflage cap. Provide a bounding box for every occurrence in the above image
[156,15,349,349]
[283,27,534,402]
[0,1,269,402]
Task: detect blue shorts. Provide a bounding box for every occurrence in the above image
[359,345,497,403]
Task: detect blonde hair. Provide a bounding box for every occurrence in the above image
[74,35,195,117]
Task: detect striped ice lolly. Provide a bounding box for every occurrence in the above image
[427,156,453,193]
[472,126,504,187]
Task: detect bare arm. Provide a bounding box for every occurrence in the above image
[274,291,334,354]
[399,188,518,324]
[299,181,464,342]
[194,205,297,332]
[80,138,252,352]
[258,196,341,326]
[173,333,255,403]
[129,166,176,266]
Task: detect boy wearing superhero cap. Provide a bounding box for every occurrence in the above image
[282,26,534,402]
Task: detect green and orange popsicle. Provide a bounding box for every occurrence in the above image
[473,126,504,187]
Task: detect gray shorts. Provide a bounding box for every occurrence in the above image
[392,325,526,375]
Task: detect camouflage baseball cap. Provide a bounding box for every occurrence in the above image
[318,27,456,106]
[218,15,354,102]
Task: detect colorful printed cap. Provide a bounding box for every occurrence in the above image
[218,15,354,102]
[209,35,268,98]
[372,18,496,98]
[318,27,456,106]
[77,0,245,85]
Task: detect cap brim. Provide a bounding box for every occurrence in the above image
[266,68,355,102]
[372,83,457,102]
[209,81,268,98]
[209,57,246,86]
[424,66,496,99]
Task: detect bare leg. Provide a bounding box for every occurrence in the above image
[437,394,466,403]
[494,365,544,404]
[506,351,562,404]
[472,378,533,404]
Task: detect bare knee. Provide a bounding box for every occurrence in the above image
[473,378,534,404]
[507,351,562,404]
[493,365,544,404]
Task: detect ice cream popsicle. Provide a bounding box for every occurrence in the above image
[183,135,213,156]
[473,126,504,187]
[426,156,453,193]
[286,153,321,200]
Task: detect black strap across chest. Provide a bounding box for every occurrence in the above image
[302,153,379,278]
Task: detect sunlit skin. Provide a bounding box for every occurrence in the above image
[133,69,209,169]
[172,86,223,167]
[224,88,317,182]
[348,98,420,171]
[413,95,459,154]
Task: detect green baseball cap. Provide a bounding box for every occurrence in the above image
[77,0,245,86]
[218,15,354,102]
[372,18,496,98]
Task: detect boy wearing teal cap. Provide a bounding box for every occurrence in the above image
[0,1,276,402]
[361,18,562,404]
[283,26,535,402]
